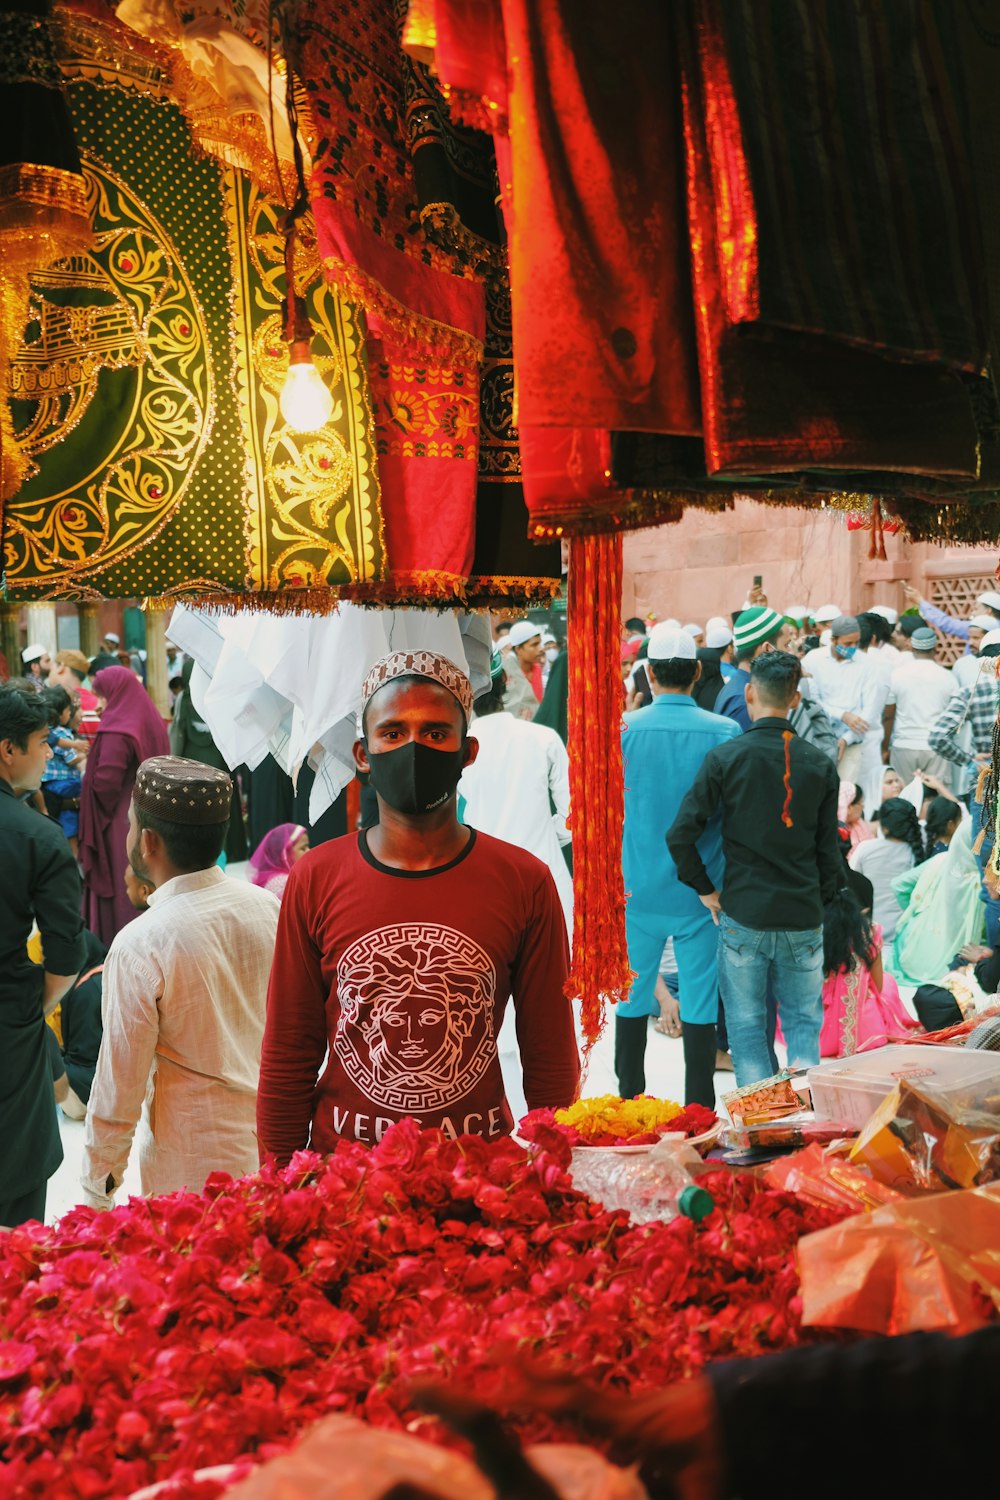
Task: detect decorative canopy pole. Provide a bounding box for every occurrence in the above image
[565,531,633,1051]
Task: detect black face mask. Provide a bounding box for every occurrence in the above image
[365,740,467,815]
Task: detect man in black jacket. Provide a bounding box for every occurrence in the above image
[667,653,842,1087]
[0,686,85,1225]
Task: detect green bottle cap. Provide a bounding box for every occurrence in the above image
[678,1185,715,1223]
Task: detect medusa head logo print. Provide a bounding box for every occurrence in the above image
[334,924,497,1113]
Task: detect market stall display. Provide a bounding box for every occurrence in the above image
[0,1120,846,1499]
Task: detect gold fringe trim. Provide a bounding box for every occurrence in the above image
[464,577,561,609]
[418,202,503,273]
[322,254,483,366]
[0,162,90,220]
[529,489,688,538]
[129,571,560,615]
[52,2,175,94]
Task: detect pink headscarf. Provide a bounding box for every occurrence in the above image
[249,823,307,897]
[91,666,170,762]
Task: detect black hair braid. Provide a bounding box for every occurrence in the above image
[875,797,927,864]
[977,712,1000,852]
[823,884,875,977]
[924,795,960,849]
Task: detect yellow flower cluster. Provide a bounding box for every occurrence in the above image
[554,1093,683,1144]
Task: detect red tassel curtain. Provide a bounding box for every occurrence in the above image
[565,532,633,1051]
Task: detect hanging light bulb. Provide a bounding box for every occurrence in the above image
[279,336,333,431]
[270,6,330,434]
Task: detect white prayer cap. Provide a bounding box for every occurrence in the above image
[21,643,47,664]
[682,621,703,638]
[647,623,697,662]
[784,605,810,623]
[976,590,1000,613]
[979,629,1000,651]
[706,615,729,633]
[869,604,898,624]
[969,613,997,632]
[662,617,681,629]
[104,631,120,644]
[812,604,842,625]
[507,620,542,648]
[705,623,733,649]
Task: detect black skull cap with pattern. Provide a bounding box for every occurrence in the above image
[362,650,473,724]
[133,756,232,825]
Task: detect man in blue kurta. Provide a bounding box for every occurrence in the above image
[619,624,741,1107]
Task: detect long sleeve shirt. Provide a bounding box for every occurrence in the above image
[0,781,85,1200]
[81,868,280,1207]
[918,597,971,646]
[799,649,886,745]
[257,829,579,1162]
[458,711,573,934]
[622,694,741,918]
[711,1326,999,1500]
[667,717,843,931]
[714,666,751,731]
[928,677,1000,768]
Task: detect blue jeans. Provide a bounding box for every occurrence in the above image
[717,914,824,1087]
[971,795,1000,948]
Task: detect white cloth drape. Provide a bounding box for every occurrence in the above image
[166,604,492,824]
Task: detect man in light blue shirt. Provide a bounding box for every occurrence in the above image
[902,582,1000,655]
[619,624,741,1107]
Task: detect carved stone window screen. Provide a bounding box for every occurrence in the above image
[927,574,996,665]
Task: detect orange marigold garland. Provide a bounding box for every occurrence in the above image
[565,531,634,1050]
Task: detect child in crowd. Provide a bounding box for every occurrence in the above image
[848,797,926,942]
[820,868,920,1056]
[839,781,873,849]
[39,685,88,854]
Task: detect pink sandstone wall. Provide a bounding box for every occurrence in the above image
[622,499,999,627]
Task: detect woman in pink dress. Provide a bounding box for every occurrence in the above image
[820,873,921,1057]
[78,667,170,944]
[248,822,309,899]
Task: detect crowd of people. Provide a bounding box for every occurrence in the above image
[615,582,1000,1104]
[3,580,1000,1229]
[1,639,580,1228]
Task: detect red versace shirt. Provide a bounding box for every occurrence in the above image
[257,829,579,1161]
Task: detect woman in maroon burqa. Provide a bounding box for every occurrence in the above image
[79,666,170,943]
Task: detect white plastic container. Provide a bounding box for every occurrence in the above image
[808,1045,1000,1130]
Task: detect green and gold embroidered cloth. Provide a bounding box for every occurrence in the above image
[3,26,384,605]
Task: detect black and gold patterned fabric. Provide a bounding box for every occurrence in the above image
[3,9,384,606]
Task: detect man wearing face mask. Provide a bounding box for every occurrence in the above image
[256,650,580,1161]
[798,616,885,783]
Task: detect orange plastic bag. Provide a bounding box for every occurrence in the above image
[797,1183,1000,1336]
[849,1080,1000,1194]
[764,1143,902,1214]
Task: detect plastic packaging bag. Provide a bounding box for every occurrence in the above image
[849,1079,1000,1193]
[722,1110,857,1154]
[722,1070,803,1125]
[569,1136,713,1223]
[797,1182,1000,1335]
[764,1143,903,1214]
